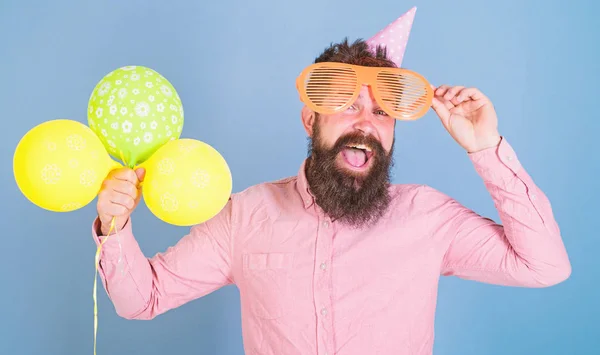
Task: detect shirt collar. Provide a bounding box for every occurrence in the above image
[296,159,315,209]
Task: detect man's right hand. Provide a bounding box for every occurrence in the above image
[97,167,146,236]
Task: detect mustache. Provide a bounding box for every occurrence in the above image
[331,132,386,156]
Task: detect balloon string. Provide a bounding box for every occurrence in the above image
[94,150,128,355]
[93,216,118,355]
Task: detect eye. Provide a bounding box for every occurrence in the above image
[375,109,388,116]
[343,104,358,114]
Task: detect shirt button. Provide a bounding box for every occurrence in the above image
[531,194,537,200]
[320,262,327,270]
[506,155,513,161]
[323,221,329,228]
[321,307,328,316]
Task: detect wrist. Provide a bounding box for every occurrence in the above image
[468,135,501,154]
[99,217,127,236]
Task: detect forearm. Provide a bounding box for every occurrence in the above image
[441,138,571,287]
[93,218,159,320]
[91,205,235,319]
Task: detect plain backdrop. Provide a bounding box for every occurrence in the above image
[1,0,598,354]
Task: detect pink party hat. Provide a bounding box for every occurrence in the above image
[366,6,417,67]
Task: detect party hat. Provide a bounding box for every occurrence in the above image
[366,6,417,67]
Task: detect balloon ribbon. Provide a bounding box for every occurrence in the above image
[93,151,127,354]
[93,217,118,355]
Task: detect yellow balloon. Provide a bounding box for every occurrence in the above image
[13,119,122,212]
[140,138,232,226]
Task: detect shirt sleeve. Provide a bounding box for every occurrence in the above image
[437,137,571,287]
[92,198,235,320]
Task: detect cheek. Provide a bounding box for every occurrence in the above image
[318,118,351,146]
[378,120,396,152]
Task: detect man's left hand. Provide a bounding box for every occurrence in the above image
[430,85,501,153]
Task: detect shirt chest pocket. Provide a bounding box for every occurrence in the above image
[242,252,295,319]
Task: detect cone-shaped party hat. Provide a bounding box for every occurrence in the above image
[366,6,417,67]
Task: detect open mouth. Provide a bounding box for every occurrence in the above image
[340,143,375,170]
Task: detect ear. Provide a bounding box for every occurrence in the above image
[301,105,316,137]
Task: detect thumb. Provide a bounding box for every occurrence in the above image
[431,96,451,129]
[135,167,146,182]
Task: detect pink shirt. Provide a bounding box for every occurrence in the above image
[93,138,571,355]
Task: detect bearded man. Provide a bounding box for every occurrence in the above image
[92,7,570,355]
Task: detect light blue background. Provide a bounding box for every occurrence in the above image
[1,0,598,354]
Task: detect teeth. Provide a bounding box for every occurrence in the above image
[349,144,372,152]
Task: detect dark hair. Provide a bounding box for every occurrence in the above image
[314,37,396,68]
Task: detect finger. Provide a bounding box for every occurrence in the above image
[111,168,139,185]
[98,186,136,207]
[135,167,146,182]
[434,84,451,97]
[443,86,465,102]
[109,191,136,210]
[455,87,487,103]
[104,179,138,199]
[101,203,129,218]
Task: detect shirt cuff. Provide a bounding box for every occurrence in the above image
[468,137,523,185]
[91,217,137,262]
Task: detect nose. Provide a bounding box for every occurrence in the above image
[352,114,377,136]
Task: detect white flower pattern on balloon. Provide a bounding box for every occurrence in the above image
[79,169,97,187]
[143,132,153,143]
[98,82,110,96]
[160,85,172,96]
[160,193,179,212]
[158,158,175,175]
[135,102,150,117]
[66,134,86,151]
[178,141,197,154]
[122,120,132,133]
[191,169,210,188]
[41,164,61,184]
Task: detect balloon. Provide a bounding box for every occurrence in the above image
[87,65,184,167]
[13,119,122,212]
[140,139,232,226]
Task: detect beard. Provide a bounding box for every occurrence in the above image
[305,119,394,229]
